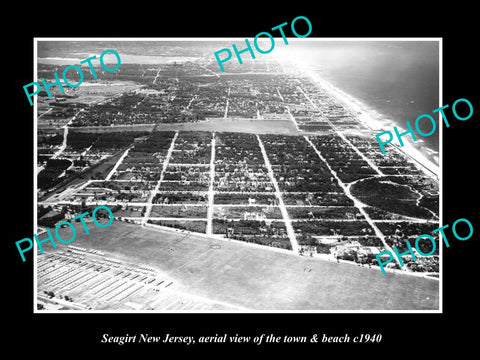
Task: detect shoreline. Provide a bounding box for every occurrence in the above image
[38,53,440,180]
[293,63,440,181]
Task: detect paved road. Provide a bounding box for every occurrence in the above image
[257,134,300,254]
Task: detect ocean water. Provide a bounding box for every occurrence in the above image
[37,40,440,160]
[280,40,440,154]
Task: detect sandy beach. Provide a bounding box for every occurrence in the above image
[295,64,440,181]
[38,51,440,180]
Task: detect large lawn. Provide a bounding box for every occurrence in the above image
[46,221,439,311]
[154,118,301,135]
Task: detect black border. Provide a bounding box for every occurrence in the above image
[7,5,478,354]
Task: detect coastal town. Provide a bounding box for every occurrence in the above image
[36,41,440,311]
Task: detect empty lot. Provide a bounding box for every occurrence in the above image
[44,221,439,311]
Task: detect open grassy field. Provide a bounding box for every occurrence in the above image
[70,124,156,133]
[73,119,301,135]
[62,118,339,137]
[46,221,439,311]
[165,118,300,134]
